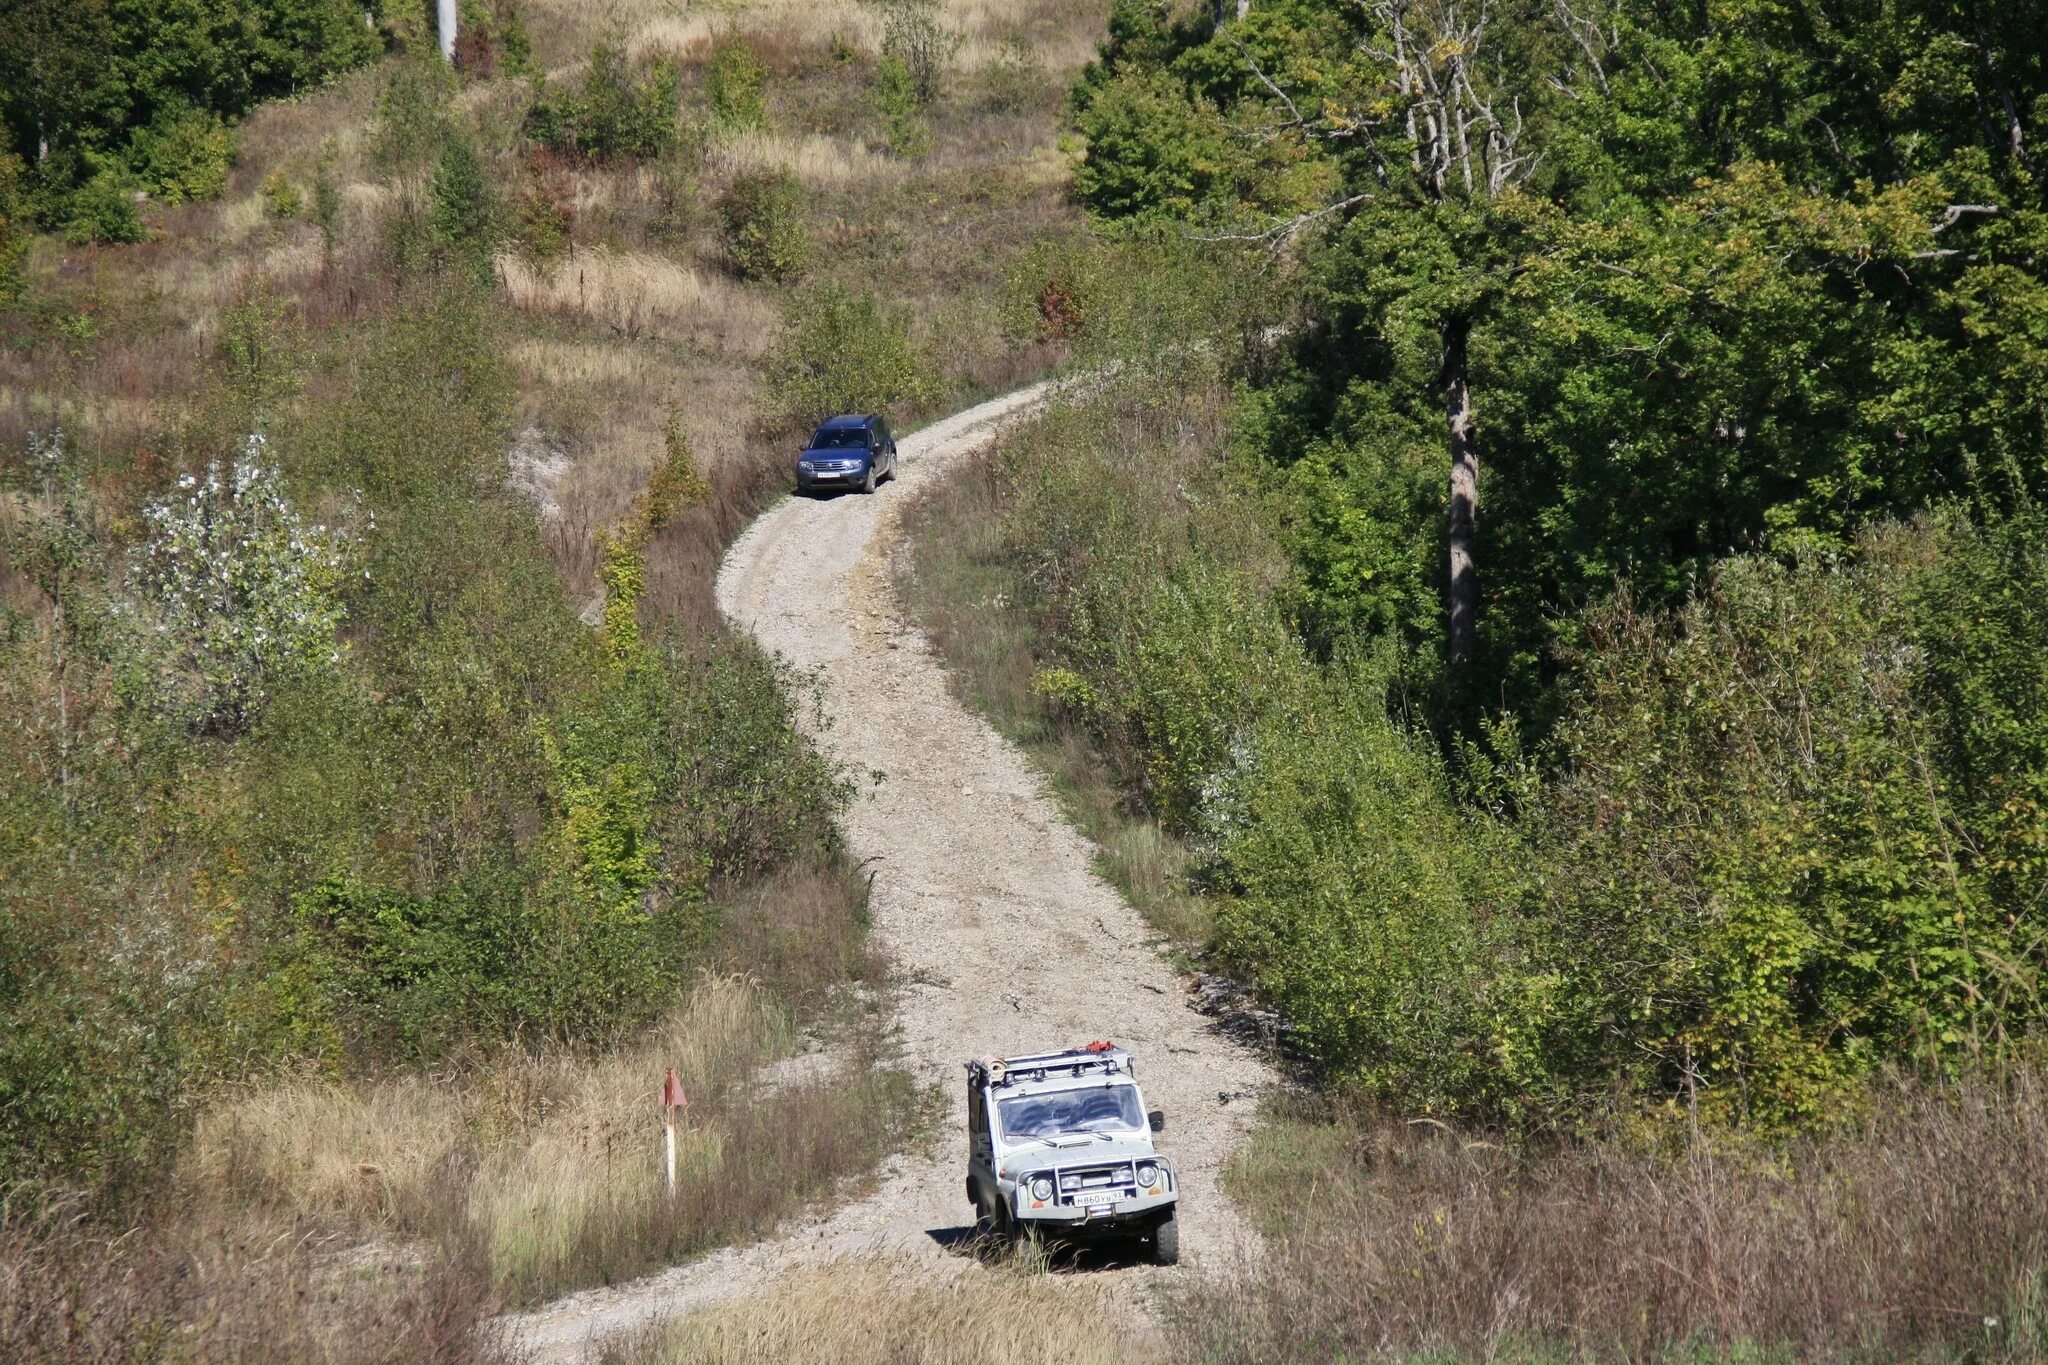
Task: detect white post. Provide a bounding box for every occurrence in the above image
[660,1065,687,1196]
[437,0,458,62]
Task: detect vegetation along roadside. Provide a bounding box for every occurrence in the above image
[897,0,2048,1358]
[2,0,1101,1356]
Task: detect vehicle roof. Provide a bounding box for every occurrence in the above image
[815,413,876,428]
[967,1044,1139,1095]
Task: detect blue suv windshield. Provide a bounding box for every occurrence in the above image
[810,427,869,450]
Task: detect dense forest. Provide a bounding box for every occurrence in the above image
[950,0,2048,1130]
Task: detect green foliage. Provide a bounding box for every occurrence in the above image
[874,56,930,159]
[371,58,456,174]
[0,283,854,1189]
[1072,0,2048,727]
[260,169,303,219]
[1524,514,2048,1123]
[124,104,235,204]
[704,31,767,131]
[865,0,960,106]
[1073,69,1233,221]
[427,135,505,284]
[643,416,710,529]
[0,0,382,196]
[525,44,679,161]
[0,151,27,302]
[62,170,146,244]
[716,168,811,282]
[766,282,937,429]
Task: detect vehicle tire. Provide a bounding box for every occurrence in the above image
[1153,1212,1180,1266]
[973,1191,998,1240]
[861,466,877,494]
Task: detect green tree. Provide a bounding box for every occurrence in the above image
[766,282,937,428]
[428,134,504,284]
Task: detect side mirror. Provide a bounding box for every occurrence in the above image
[1147,1109,1165,1133]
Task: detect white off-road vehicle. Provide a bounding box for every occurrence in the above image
[964,1042,1180,1264]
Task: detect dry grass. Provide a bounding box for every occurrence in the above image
[1,1200,491,1365]
[497,249,779,353]
[1178,1073,2048,1362]
[180,971,917,1304]
[598,1257,1159,1365]
[531,0,1102,76]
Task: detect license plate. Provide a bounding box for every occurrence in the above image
[1073,1190,1118,1208]
[813,471,841,479]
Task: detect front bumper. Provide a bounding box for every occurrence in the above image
[796,463,870,490]
[1008,1173,1177,1230]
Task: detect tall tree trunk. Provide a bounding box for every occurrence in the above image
[1212,0,1250,31]
[1442,315,1478,670]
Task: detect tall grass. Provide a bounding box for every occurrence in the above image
[182,973,920,1305]
[1176,1071,2048,1362]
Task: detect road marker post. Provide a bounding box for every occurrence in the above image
[661,1066,688,1195]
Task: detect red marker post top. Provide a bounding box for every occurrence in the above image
[661,1066,688,1112]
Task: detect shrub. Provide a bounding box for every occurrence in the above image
[0,151,26,302]
[371,58,457,173]
[261,169,303,219]
[132,437,357,737]
[428,135,506,283]
[705,31,767,130]
[1073,69,1234,221]
[125,103,235,203]
[62,170,146,244]
[717,168,811,281]
[526,44,679,160]
[866,0,960,105]
[766,282,938,428]
[874,55,930,158]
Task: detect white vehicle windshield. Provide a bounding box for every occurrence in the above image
[997,1084,1145,1140]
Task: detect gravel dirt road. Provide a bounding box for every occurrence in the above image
[501,383,1275,1361]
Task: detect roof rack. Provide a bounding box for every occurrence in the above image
[967,1043,1136,1089]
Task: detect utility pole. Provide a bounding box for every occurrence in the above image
[438,0,457,61]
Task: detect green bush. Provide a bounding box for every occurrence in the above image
[705,31,767,130]
[62,171,147,245]
[716,168,810,281]
[874,56,930,158]
[125,104,235,204]
[526,44,679,160]
[371,59,457,173]
[867,0,959,106]
[428,135,506,283]
[766,282,937,428]
[0,151,26,302]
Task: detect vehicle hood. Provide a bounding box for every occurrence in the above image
[800,449,869,462]
[1001,1133,1161,1169]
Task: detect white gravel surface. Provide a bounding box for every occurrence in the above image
[499,382,1276,1362]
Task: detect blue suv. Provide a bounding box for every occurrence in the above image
[795,414,897,495]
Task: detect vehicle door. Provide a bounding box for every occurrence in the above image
[877,419,895,475]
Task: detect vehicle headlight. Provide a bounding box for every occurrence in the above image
[798,460,815,471]
[1136,1162,1159,1190]
[1029,1175,1054,1201]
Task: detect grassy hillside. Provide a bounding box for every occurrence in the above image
[0,0,1101,1355]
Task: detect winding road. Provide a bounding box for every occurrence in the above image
[502,383,1275,1360]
